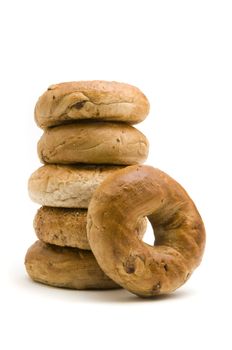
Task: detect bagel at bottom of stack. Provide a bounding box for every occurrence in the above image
[25,241,120,289]
[34,206,147,250]
[28,164,125,208]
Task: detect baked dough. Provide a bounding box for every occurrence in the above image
[35,81,150,128]
[34,206,147,250]
[87,165,206,297]
[38,122,149,165]
[25,241,119,289]
[34,207,89,249]
[28,164,124,208]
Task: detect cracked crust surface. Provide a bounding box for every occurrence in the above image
[87,165,206,297]
[34,206,147,250]
[28,164,124,208]
[34,81,150,128]
[25,241,120,289]
[38,122,149,165]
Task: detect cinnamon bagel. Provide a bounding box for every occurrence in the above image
[38,122,149,165]
[25,241,119,289]
[34,206,147,250]
[28,164,124,208]
[35,81,150,128]
[87,165,206,297]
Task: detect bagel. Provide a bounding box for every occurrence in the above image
[28,164,124,208]
[35,81,150,128]
[38,122,149,165]
[34,206,147,250]
[25,241,119,289]
[87,165,206,297]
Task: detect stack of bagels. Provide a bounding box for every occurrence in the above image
[25,81,150,290]
[26,80,206,297]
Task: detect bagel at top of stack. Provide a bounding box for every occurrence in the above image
[34,80,150,128]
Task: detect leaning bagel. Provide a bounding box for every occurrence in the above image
[28,164,124,208]
[25,241,120,289]
[87,165,206,297]
[35,80,150,128]
[38,122,149,165]
[34,206,147,250]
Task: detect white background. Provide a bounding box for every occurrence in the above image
[1,0,231,349]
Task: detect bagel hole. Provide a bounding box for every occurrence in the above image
[142,219,155,246]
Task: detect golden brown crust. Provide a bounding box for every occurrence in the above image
[38,122,149,165]
[28,164,124,208]
[25,241,120,289]
[34,207,89,249]
[34,81,150,128]
[34,206,147,250]
[87,165,206,297]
